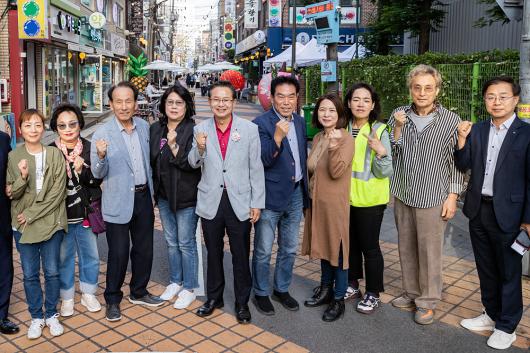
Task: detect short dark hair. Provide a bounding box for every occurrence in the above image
[159,84,196,124]
[208,81,237,99]
[312,93,348,130]
[271,76,300,96]
[482,76,521,97]
[107,81,138,102]
[50,103,85,132]
[19,109,45,128]
[343,82,382,127]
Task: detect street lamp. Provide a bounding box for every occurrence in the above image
[291,0,296,78]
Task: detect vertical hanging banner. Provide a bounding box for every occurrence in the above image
[244,0,258,29]
[268,0,281,27]
[18,0,49,39]
[225,0,236,18]
[223,18,235,51]
[128,0,143,35]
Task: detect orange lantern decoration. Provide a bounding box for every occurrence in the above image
[220,70,245,91]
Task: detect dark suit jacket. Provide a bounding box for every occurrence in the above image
[454,117,530,233]
[0,131,11,234]
[253,109,309,211]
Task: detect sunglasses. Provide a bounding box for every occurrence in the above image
[57,121,79,130]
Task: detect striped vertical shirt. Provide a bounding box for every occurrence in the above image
[387,104,465,208]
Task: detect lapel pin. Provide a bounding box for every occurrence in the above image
[231,131,241,142]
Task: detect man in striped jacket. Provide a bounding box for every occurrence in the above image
[387,65,465,325]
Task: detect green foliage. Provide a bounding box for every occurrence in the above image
[128,53,148,78]
[474,0,511,27]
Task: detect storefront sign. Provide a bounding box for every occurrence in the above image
[236,30,266,55]
[321,60,336,82]
[89,12,106,29]
[268,0,281,27]
[518,103,530,119]
[244,0,258,29]
[51,7,80,42]
[223,18,235,51]
[225,0,236,18]
[289,6,359,25]
[17,0,49,39]
[110,33,127,56]
[305,0,340,45]
[96,48,114,57]
[67,43,95,53]
[128,0,143,35]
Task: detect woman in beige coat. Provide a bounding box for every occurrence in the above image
[302,94,354,322]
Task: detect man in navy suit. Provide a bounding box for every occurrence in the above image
[454,76,530,350]
[0,130,19,334]
[252,76,309,315]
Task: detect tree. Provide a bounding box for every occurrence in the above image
[474,0,510,27]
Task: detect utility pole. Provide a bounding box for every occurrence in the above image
[520,0,530,123]
[291,0,296,78]
[326,44,338,93]
[168,0,177,62]
[355,0,359,59]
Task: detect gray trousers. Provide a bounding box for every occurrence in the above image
[394,198,447,309]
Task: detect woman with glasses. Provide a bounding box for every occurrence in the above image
[49,104,103,317]
[6,109,67,339]
[150,84,201,309]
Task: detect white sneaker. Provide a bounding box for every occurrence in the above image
[45,314,64,337]
[487,329,516,350]
[173,289,196,309]
[27,318,45,339]
[460,311,495,332]
[81,293,102,312]
[60,299,74,317]
[160,283,182,301]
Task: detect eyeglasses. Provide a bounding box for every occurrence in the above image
[210,98,233,105]
[484,95,514,103]
[57,121,79,130]
[166,100,185,107]
[411,85,436,94]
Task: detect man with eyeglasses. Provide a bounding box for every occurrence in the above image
[189,81,265,324]
[455,76,530,350]
[251,76,309,316]
[91,81,163,323]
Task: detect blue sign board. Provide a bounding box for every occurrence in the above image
[321,60,337,82]
[305,0,340,45]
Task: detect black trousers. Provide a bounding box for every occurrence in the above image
[104,189,154,304]
[201,191,252,305]
[0,225,13,320]
[469,200,523,334]
[349,205,386,294]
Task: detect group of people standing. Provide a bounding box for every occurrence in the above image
[0,64,527,351]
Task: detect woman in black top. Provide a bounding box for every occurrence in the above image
[150,84,201,309]
[49,104,103,317]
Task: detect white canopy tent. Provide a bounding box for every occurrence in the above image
[263,43,306,67]
[338,43,367,61]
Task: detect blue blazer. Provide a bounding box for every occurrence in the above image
[454,117,530,233]
[0,131,11,234]
[91,117,153,224]
[253,109,309,211]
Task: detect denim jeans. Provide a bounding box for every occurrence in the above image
[158,200,199,290]
[14,230,64,319]
[321,250,347,300]
[59,223,100,300]
[252,185,304,296]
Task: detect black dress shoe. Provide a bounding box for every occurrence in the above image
[196,299,224,317]
[105,303,122,322]
[253,295,275,316]
[322,298,345,322]
[235,303,251,324]
[272,290,299,311]
[304,285,334,307]
[0,319,19,334]
[128,293,164,307]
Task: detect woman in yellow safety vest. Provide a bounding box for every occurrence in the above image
[343,83,393,314]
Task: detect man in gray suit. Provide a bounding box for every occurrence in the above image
[91,82,163,322]
[189,81,265,324]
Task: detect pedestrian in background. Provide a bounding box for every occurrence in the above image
[91,82,163,323]
[252,76,309,316]
[343,83,392,314]
[150,85,201,310]
[6,109,67,339]
[189,81,265,324]
[302,94,354,322]
[455,76,530,350]
[49,104,102,318]
[387,65,465,325]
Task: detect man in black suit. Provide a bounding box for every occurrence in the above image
[0,130,19,334]
[454,76,530,350]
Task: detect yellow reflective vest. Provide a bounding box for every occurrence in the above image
[350,122,390,207]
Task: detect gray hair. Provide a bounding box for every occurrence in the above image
[407,64,442,89]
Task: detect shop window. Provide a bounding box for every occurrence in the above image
[43,47,75,118]
[80,55,102,112]
[102,57,112,108]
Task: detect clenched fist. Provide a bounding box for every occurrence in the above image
[274,120,290,147]
[195,132,207,154]
[167,129,177,147]
[73,156,85,174]
[394,111,407,128]
[96,139,108,160]
[457,121,473,139]
[18,159,28,180]
[328,129,343,148]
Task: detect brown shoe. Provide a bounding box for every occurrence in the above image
[415,308,434,325]
[391,294,415,309]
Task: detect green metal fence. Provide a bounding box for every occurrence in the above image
[304,61,519,122]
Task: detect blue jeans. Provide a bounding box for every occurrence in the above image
[158,200,199,290]
[253,185,303,296]
[14,230,64,319]
[321,250,347,300]
[59,223,100,300]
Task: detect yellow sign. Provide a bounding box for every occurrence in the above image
[518,103,530,119]
[17,0,48,39]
